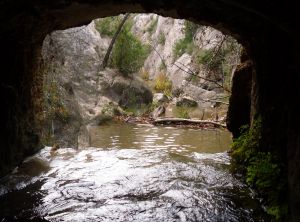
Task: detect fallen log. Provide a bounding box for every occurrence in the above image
[153,118,226,128]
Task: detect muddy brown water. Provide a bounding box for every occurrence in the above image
[0,122,270,221]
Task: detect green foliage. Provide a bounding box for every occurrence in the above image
[230,118,287,221]
[149,101,159,112]
[126,90,139,107]
[184,20,199,42]
[175,107,190,119]
[153,72,172,97]
[92,114,112,125]
[91,103,122,125]
[158,32,166,45]
[42,78,70,146]
[192,36,241,92]
[110,24,150,75]
[124,103,155,117]
[159,61,166,71]
[173,38,192,60]
[190,75,200,84]
[94,16,120,37]
[267,205,288,221]
[197,48,226,72]
[246,152,287,221]
[44,80,70,123]
[101,103,121,116]
[246,152,280,188]
[146,17,158,34]
[231,120,261,167]
[173,20,199,60]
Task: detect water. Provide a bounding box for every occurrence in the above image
[0,122,270,221]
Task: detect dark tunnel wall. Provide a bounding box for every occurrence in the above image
[0,0,299,220]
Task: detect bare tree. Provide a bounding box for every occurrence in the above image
[101,13,130,69]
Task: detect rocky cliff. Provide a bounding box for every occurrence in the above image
[42,21,152,148]
[129,14,240,108]
[41,14,240,147]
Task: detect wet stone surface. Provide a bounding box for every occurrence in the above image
[0,123,270,221]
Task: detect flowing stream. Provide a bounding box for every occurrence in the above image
[0,122,270,221]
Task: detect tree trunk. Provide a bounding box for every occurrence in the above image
[101,13,130,69]
[153,118,226,127]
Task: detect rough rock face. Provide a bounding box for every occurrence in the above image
[130,14,227,107]
[42,22,152,147]
[176,96,198,107]
[182,84,218,107]
[194,27,224,50]
[42,22,108,120]
[132,14,185,79]
[99,69,153,108]
[1,1,300,221]
[153,93,169,104]
[41,14,227,141]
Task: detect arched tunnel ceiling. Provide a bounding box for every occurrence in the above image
[1,0,298,46]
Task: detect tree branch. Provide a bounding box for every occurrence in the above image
[173,61,231,93]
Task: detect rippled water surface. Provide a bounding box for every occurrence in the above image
[0,123,270,221]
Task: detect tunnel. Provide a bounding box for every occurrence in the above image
[0,0,299,221]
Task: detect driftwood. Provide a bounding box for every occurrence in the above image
[153,118,226,128]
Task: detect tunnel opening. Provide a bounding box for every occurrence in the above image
[40,13,242,149]
[0,1,299,221]
[0,12,277,221]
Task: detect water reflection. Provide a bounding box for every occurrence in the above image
[90,123,231,154]
[0,123,270,221]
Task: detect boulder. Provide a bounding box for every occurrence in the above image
[99,70,153,108]
[168,53,192,88]
[176,96,198,107]
[183,84,217,108]
[153,93,169,104]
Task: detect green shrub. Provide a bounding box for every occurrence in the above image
[246,152,287,220]
[153,72,172,96]
[44,80,70,123]
[101,103,121,116]
[110,24,150,75]
[230,118,287,221]
[184,20,199,42]
[158,32,166,45]
[193,36,241,91]
[246,152,280,188]
[124,103,155,117]
[159,62,166,71]
[173,38,191,59]
[197,48,225,72]
[173,20,199,60]
[175,107,190,119]
[147,17,158,34]
[94,17,120,37]
[231,121,261,167]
